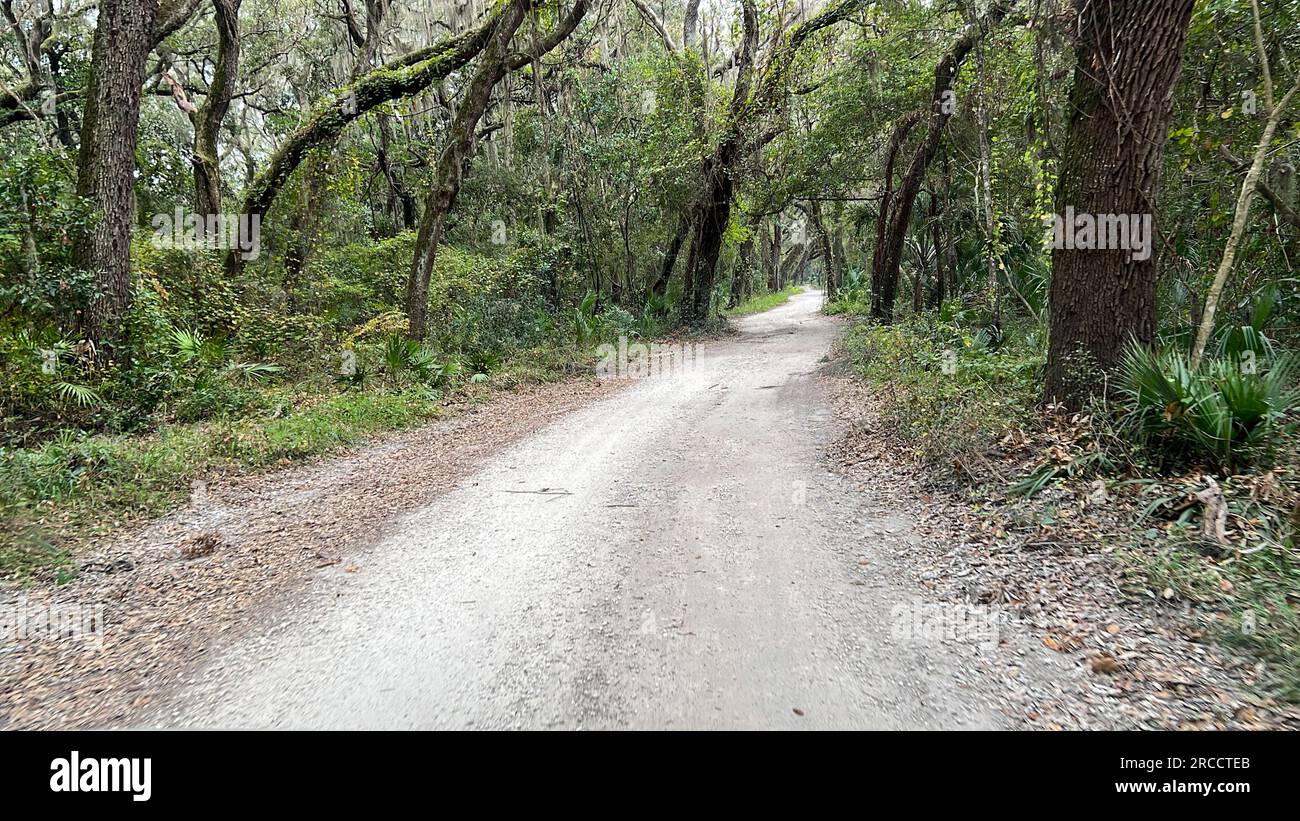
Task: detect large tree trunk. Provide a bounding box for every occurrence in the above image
[682,150,739,322]
[1044,0,1196,406]
[871,110,922,319]
[74,0,161,347]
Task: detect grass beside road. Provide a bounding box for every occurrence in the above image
[0,388,444,583]
[724,285,805,317]
[0,344,595,584]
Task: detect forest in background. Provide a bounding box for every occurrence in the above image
[2,1,1299,699]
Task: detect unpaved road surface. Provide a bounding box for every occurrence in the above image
[150,290,1008,729]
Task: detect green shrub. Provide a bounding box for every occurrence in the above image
[0,147,93,329]
[845,315,1042,473]
[825,269,870,315]
[0,328,103,445]
[1120,343,1298,472]
[153,327,281,423]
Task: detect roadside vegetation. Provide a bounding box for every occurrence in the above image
[842,311,1299,699]
[826,0,1299,702]
[724,285,804,317]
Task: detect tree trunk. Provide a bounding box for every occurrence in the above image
[651,216,690,299]
[74,0,161,347]
[193,0,241,219]
[767,221,782,291]
[871,110,922,319]
[874,2,1013,324]
[1044,0,1196,406]
[677,0,865,322]
[682,151,738,322]
[808,200,837,302]
[1192,81,1298,367]
[832,227,846,302]
[912,229,926,314]
[975,40,1000,328]
[376,115,417,231]
[678,0,758,324]
[930,178,947,308]
[283,153,328,313]
[1191,1,1300,368]
[405,0,532,339]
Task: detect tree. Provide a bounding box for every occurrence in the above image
[1043,0,1196,406]
[1190,0,1300,368]
[679,0,867,322]
[871,1,1015,323]
[223,11,504,276]
[74,0,162,348]
[405,0,591,339]
[193,0,242,219]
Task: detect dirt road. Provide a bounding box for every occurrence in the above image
[150,290,1007,729]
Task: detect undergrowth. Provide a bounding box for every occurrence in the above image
[723,284,804,317]
[842,310,1300,702]
[0,388,442,583]
[843,309,1043,476]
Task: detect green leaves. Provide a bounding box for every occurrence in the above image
[1120,343,1299,472]
[53,381,102,408]
[377,333,463,390]
[573,289,601,346]
[164,326,281,421]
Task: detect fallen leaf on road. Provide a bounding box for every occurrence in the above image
[1091,655,1122,674]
